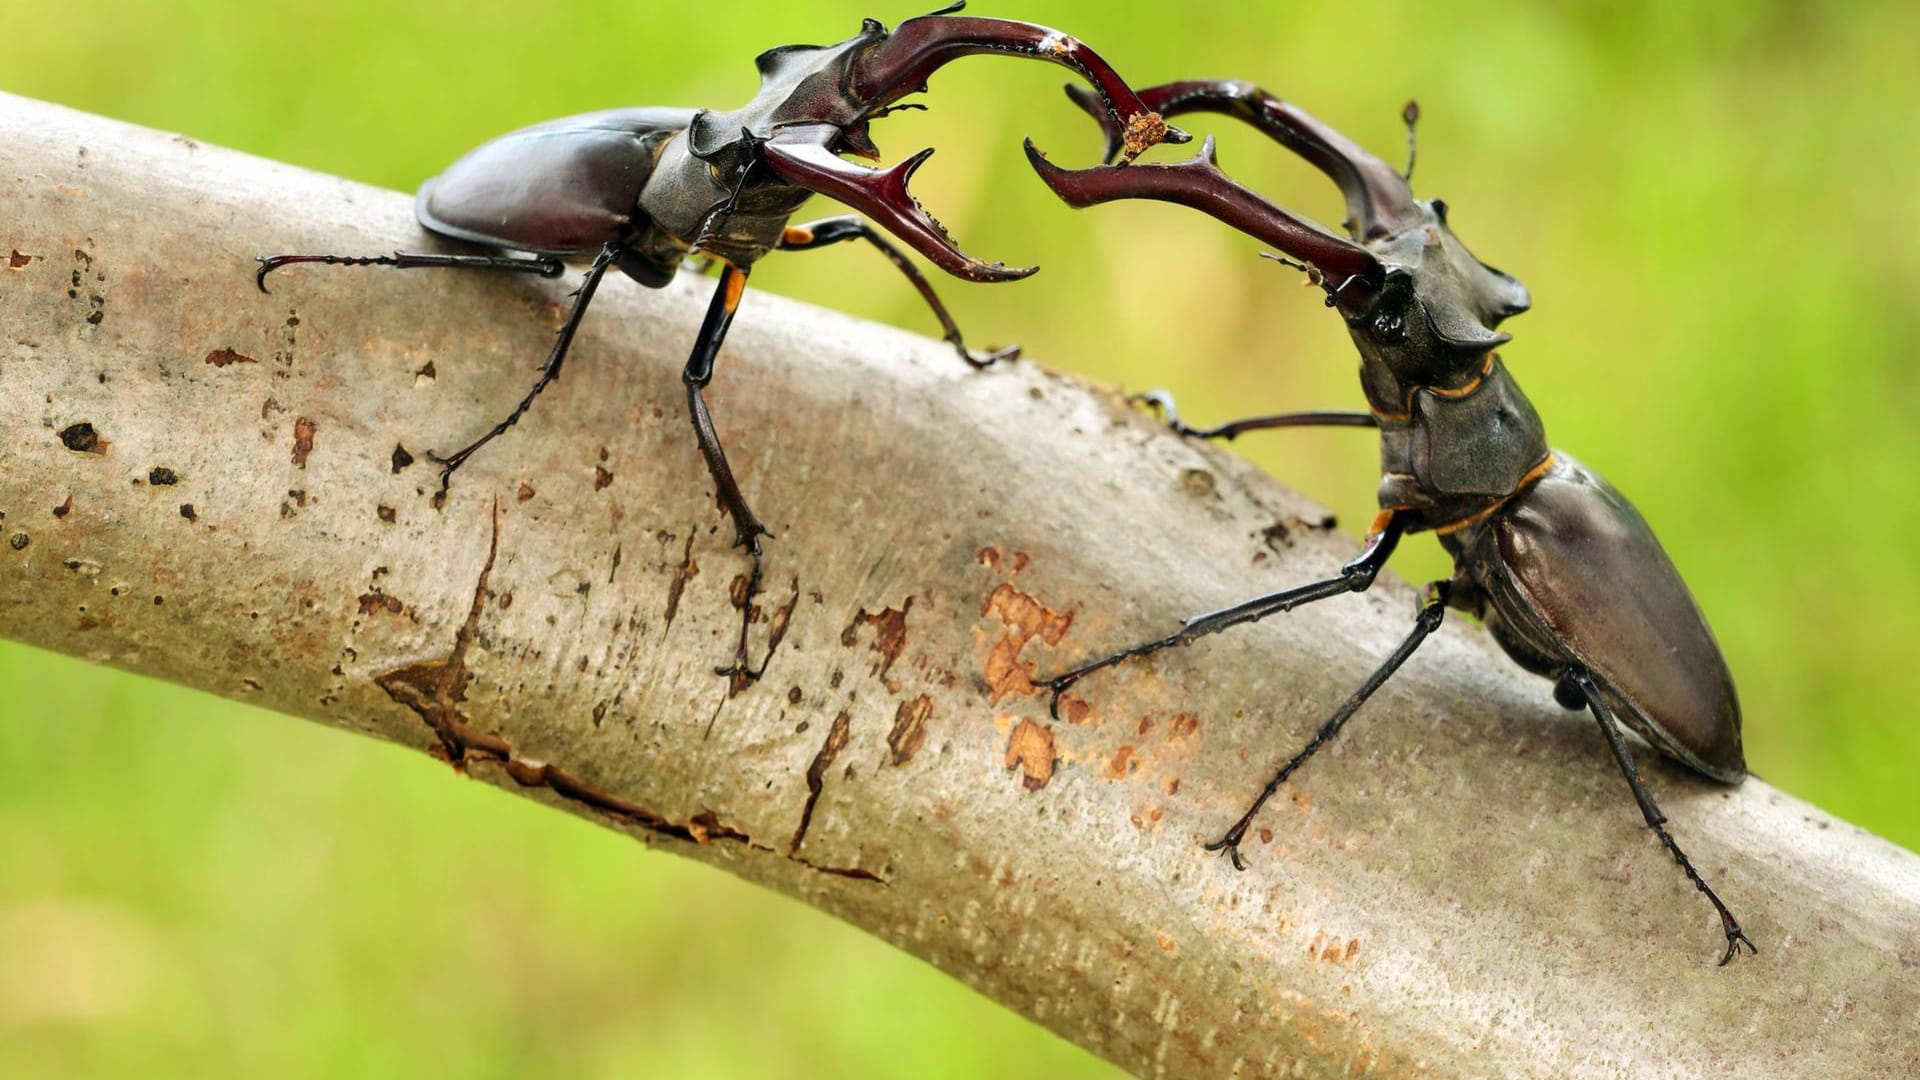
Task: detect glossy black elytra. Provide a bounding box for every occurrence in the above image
[254,3,1182,689]
[1027,80,1753,964]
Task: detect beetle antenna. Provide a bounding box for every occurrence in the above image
[1401,99,1420,182]
[1258,250,1313,276]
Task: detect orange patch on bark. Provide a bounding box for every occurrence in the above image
[1004,719,1056,791]
[979,582,1073,703]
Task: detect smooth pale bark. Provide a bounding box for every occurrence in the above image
[2,94,1915,1078]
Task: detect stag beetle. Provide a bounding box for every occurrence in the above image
[256,2,1182,687]
[1024,81,1754,964]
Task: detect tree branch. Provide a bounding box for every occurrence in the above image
[2,93,1915,1078]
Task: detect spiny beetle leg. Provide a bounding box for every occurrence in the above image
[682,262,779,689]
[253,250,564,294]
[424,243,620,501]
[1571,670,1756,965]
[1207,582,1449,869]
[1130,388,1376,441]
[776,216,1018,368]
[1039,516,1406,718]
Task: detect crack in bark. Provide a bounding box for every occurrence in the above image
[663,532,697,631]
[374,504,880,883]
[790,709,851,854]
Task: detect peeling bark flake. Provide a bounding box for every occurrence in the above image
[1005,718,1057,791]
[886,695,934,766]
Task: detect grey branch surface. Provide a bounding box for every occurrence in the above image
[2,93,1916,1078]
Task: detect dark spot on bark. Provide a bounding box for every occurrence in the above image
[416,360,435,380]
[516,482,536,503]
[153,595,164,605]
[179,504,197,522]
[357,592,404,616]
[291,417,316,468]
[6,250,31,270]
[52,495,73,519]
[148,467,178,486]
[204,347,257,367]
[8,533,28,551]
[886,695,933,766]
[498,591,513,610]
[287,489,307,508]
[59,422,101,453]
[790,710,851,853]
[1263,521,1291,551]
[829,669,844,689]
[787,686,804,705]
[1181,468,1216,499]
[841,599,913,683]
[391,444,415,473]
[377,505,396,523]
[594,465,613,490]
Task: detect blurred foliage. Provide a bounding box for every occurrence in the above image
[2,1,1916,1076]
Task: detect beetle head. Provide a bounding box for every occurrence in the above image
[1033,81,1529,378]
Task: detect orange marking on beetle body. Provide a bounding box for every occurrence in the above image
[722,266,748,312]
[1433,452,1557,536]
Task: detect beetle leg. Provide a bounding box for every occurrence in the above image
[1570,669,1757,965]
[1207,582,1449,870]
[681,262,778,692]
[1037,514,1407,718]
[253,251,564,294]
[1131,389,1376,441]
[423,243,619,498]
[777,216,1018,368]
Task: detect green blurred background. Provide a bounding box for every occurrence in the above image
[3,1,1916,1076]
